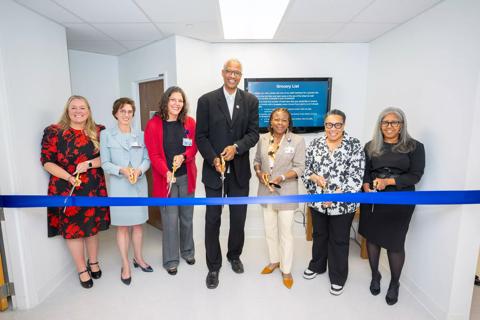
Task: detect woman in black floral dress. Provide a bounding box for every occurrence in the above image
[41,95,110,289]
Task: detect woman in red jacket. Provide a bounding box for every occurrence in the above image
[144,86,197,275]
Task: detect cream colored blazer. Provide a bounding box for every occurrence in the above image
[253,132,305,210]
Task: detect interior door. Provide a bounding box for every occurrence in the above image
[139,79,164,230]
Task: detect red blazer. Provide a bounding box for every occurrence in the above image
[144,115,197,197]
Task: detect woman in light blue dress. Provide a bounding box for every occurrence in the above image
[100,97,152,285]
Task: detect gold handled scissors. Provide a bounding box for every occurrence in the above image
[63,172,81,213]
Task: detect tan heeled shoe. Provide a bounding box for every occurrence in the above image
[260,263,279,274]
[282,273,293,289]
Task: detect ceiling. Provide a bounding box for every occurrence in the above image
[14,0,443,56]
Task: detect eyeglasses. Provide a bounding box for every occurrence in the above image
[119,110,133,115]
[169,98,184,104]
[223,69,242,77]
[381,121,403,128]
[325,122,344,129]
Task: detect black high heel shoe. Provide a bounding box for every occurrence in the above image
[133,258,153,272]
[87,259,102,279]
[120,268,131,286]
[370,272,382,296]
[385,281,400,305]
[78,269,93,289]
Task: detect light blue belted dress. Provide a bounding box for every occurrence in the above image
[100,126,150,226]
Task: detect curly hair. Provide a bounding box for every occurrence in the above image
[157,86,188,123]
[268,108,293,134]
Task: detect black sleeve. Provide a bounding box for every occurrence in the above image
[362,142,373,185]
[234,94,259,154]
[395,141,425,188]
[195,95,217,166]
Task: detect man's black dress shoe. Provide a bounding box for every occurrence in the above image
[133,258,154,272]
[475,275,480,286]
[370,272,382,296]
[228,258,244,274]
[385,281,400,305]
[167,267,177,275]
[87,259,102,279]
[206,271,219,289]
[78,269,93,289]
[120,268,131,286]
[185,257,196,265]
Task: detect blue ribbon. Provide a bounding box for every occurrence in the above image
[1,190,480,208]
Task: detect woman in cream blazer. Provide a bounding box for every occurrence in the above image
[253,108,305,289]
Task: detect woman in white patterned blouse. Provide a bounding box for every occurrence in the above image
[301,109,365,296]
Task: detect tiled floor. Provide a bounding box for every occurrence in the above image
[2,225,435,320]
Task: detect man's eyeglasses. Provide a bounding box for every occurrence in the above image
[325,122,344,129]
[223,69,242,77]
[381,121,402,128]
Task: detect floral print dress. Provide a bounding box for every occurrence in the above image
[40,124,110,238]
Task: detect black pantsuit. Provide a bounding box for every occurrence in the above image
[309,208,355,286]
[205,172,249,271]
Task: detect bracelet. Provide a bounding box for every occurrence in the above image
[281,174,286,181]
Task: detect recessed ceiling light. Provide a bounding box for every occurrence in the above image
[219,0,290,39]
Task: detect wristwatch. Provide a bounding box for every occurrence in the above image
[88,161,92,168]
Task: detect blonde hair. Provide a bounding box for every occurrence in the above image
[58,95,100,151]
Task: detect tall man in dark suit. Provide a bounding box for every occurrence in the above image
[196,58,259,289]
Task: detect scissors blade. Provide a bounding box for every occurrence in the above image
[220,173,226,209]
[63,172,80,213]
[62,185,76,213]
[166,180,173,198]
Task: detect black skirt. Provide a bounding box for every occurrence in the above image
[359,189,415,252]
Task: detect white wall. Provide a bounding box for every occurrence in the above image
[0,0,72,309]
[365,0,480,318]
[173,37,369,239]
[448,71,480,319]
[118,36,177,130]
[116,36,369,240]
[68,50,120,128]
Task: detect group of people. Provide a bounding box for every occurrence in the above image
[40,58,425,306]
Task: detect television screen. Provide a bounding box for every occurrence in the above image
[244,77,332,133]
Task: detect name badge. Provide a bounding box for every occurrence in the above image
[284,146,295,154]
[130,141,141,148]
[183,138,192,147]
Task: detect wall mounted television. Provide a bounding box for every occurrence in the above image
[244,77,332,133]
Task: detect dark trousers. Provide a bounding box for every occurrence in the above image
[205,173,249,272]
[309,208,354,286]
